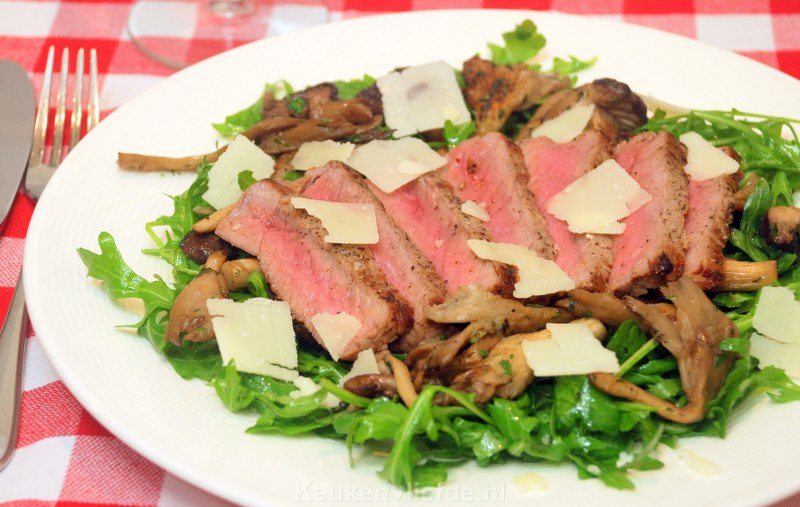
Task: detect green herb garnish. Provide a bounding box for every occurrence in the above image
[488,19,546,66]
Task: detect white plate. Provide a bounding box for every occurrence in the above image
[24,9,800,507]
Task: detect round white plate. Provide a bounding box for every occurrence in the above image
[24,9,800,507]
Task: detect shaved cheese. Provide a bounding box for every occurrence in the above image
[750,333,800,379]
[291,140,354,171]
[309,312,362,361]
[461,200,489,222]
[679,132,739,181]
[511,472,548,493]
[753,286,800,343]
[207,298,298,378]
[521,322,620,376]
[677,448,723,477]
[377,60,471,137]
[202,135,274,209]
[396,158,431,175]
[546,159,651,234]
[290,197,378,244]
[340,348,381,386]
[531,103,595,143]
[347,138,446,193]
[467,240,575,297]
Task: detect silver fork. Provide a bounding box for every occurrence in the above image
[0,46,99,471]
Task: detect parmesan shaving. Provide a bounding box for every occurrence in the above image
[290,197,379,244]
[291,140,354,170]
[461,200,490,222]
[467,239,575,297]
[309,312,362,361]
[546,159,651,234]
[531,103,595,143]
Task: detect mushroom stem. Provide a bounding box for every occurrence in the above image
[192,204,234,233]
[718,258,777,292]
[733,173,758,211]
[204,250,228,272]
[220,258,261,291]
[387,356,418,408]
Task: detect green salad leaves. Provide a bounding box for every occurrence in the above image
[488,19,546,66]
[488,20,595,84]
[334,74,376,100]
[212,80,294,137]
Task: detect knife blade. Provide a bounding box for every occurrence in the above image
[0,60,35,226]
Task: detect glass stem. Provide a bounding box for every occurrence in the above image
[207,0,255,20]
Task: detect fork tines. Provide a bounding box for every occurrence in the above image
[29,46,99,169]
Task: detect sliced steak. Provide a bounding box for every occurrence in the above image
[441,132,555,260]
[298,162,447,351]
[216,180,413,359]
[520,130,613,291]
[517,78,647,141]
[683,147,740,289]
[609,131,689,296]
[463,56,569,135]
[369,174,516,296]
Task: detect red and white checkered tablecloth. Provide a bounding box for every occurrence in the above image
[2,1,800,505]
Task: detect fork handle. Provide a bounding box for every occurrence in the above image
[0,274,28,471]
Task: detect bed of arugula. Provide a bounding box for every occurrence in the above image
[77,20,800,491]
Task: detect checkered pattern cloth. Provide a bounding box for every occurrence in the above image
[2,0,800,505]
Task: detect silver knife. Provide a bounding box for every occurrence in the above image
[0,61,35,224]
[0,60,34,471]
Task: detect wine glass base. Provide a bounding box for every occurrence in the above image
[127,1,329,70]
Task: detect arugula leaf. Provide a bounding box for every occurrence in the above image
[214,361,257,412]
[488,19,546,66]
[165,340,222,381]
[283,170,304,182]
[638,109,800,175]
[287,96,307,116]
[606,321,648,362]
[237,170,257,191]
[77,232,175,350]
[143,162,211,287]
[701,355,800,436]
[335,397,409,445]
[730,178,772,261]
[548,55,597,85]
[334,74,376,100]
[379,385,491,489]
[298,350,346,383]
[443,120,476,149]
[212,80,293,137]
[771,170,793,206]
[246,271,271,298]
[453,69,465,89]
[555,376,620,436]
[550,55,597,76]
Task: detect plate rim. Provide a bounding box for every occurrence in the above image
[23,8,800,506]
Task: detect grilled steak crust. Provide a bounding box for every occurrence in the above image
[520,130,614,291]
[517,78,647,141]
[609,131,689,296]
[441,132,555,260]
[683,146,740,290]
[216,180,413,359]
[369,173,516,297]
[463,56,569,135]
[299,162,447,351]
